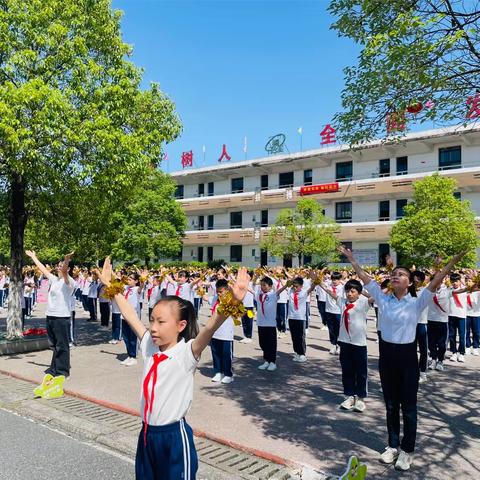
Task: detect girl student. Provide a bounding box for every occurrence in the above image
[340,245,466,472]
[97,258,249,480]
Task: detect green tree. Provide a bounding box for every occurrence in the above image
[0,0,182,338]
[261,198,340,266]
[390,173,478,268]
[329,0,480,144]
[111,170,186,266]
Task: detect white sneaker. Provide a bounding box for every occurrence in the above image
[428,360,436,370]
[450,353,458,362]
[395,450,413,471]
[353,398,366,412]
[465,347,472,355]
[292,353,299,361]
[473,348,479,356]
[335,345,340,355]
[340,396,355,411]
[121,357,137,366]
[267,362,277,371]
[435,361,445,371]
[296,355,307,363]
[380,446,399,464]
[321,325,328,331]
[211,373,224,382]
[329,345,336,355]
[108,339,118,345]
[305,328,309,336]
[419,372,427,383]
[240,338,252,344]
[458,354,465,363]
[258,361,269,370]
[221,376,234,384]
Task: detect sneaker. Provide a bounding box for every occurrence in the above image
[435,361,445,371]
[329,345,336,355]
[450,353,458,362]
[473,348,479,356]
[458,354,465,363]
[428,359,436,370]
[108,339,118,344]
[419,372,427,383]
[240,338,252,344]
[395,450,413,471]
[296,355,307,363]
[41,375,65,399]
[335,345,340,355]
[305,328,309,337]
[353,398,366,412]
[211,373,224,382]
[321,325,328,331]
[258,361,269,370]
[267,362,277,371]
[340,396,355,411]
[292,353,299,361]
[33,374,53,397]
[380,446,399,464]
[120,357,137,366]
[465,347,472,355]
[68,342,74,348]
[221,376,234,384]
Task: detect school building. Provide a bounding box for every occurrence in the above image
[171,124,480,267]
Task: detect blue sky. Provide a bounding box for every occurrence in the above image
[112,0,360,171]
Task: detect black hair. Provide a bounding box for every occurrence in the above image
[247,270,254,279]
[331,271,342,280]
[293,276,304,286]
[215,278,229,290]
[177,270,189,279]
[129,272,140,286]
[412,270,426,282]
[450,273,461,282]
[152,296,199,341]
[217,268,227,276]
[391,266,417,297]
[344,279,362,294]
[380,278,391,290]
[260,276,273,287]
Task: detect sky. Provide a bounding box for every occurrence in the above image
[111,0,360,172]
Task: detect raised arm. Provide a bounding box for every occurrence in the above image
[192,267,249,359]
[60,252,74,286]
[25,251,51,279]
[428,252,468,292]
[338,246,372,285]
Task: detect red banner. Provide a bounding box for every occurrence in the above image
[300,183,339,195]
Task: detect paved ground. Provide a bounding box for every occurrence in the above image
[1,290,479,479]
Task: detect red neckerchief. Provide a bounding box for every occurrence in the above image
[276,280,281,289]
[211,300,219,314]
[453,292,463,308]
[343,303,355,335]
[293,291,299,310]
[332,285,337,295]
[143,352,168,445]
[175,284,181,297]
[467,294,473,308]
[433,294,446,313]
[147,286,153,300]
[125,287,132,299]
[259,293,267,315]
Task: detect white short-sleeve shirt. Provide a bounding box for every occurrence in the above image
[254,290,278,327]
[337,296,370,346]
[46,274,75,318]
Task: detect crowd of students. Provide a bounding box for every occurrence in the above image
[20,247,479,476]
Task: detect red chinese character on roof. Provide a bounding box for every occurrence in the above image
[320,124,336,145]
[218,144,231,162]
[181,150,193,168]
[466,93,480,119]
[386,112,406,134]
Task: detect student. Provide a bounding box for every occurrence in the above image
[427,281,450,371]
[341,245,465,471]
[87,272,98,322]
[240,272,255,344]
[315,282,328,331]
[97,257,248,480]
[254,276,279,371]
[448,273,467,363]
[466,289,480,356]
[109,296,123,345]
[284,275,317,363]
[412,271,429,383]
[165,270,199,306]
[209,279,235,384]
[323,279,373,412]
[98,281,111,327]
[273,274,288,338]
[147,276,161,320]
[323,272,344,355]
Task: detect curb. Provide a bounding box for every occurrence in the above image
[0,368,296,470]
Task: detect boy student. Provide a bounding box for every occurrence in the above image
[273,271,288,338]
[466,289,480,356]
[147,276,161,319]
[285,274,317,363]
[427,281,450,371]
[324,271,344,355]
[412,271,429,383]
[322,279,373,412]
[315,281,328,331]
[448,273,467,363]
[165,270,200,306]
[209,279,234,384]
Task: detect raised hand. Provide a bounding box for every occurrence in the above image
[25,250,37,259]
[97,256,113,286]
[232,267,249,302]
[338,245,354,262]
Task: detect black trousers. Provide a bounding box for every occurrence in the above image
[87,297,97,321]
[427,321,448,361]
[99,302,110,327]
[338,341,368,398]
[258,326,277,363]
[317,300,327,326]
[276,303,287,332]
[379,339,418,453]
[289,319,306,355]
[46,316,71,377]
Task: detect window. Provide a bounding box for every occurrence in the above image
[208,182,214,196]
[207,246,213,262]
[379,243,390,266]
[303,255,312,265]
[439,146,461,170]
[454,191,461,201]
[198,183,205,196]
[231,177,244,193]
[230,211,242,228]
[379,200,390,221]
[197,247,204,262]
[335,201,352,222]
[336,161,353,182]
[379,158,390,177]
[261,174,269,190]
[198,215,204,230]
[279,171,294,188]
[261,210,268,227]
[207,214,214,230]
[339,242,352,262]
[230,245,242,263]
[174,185,184,199]
[396,156,408,175]
[304,169,313,186]
[260,249,268,266]
[396,199,407,219]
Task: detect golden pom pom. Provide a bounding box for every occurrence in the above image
[216,290,247,326]
[102,279,125,300]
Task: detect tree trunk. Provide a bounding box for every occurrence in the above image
[6,174,27,339]
[298,253,303,267]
